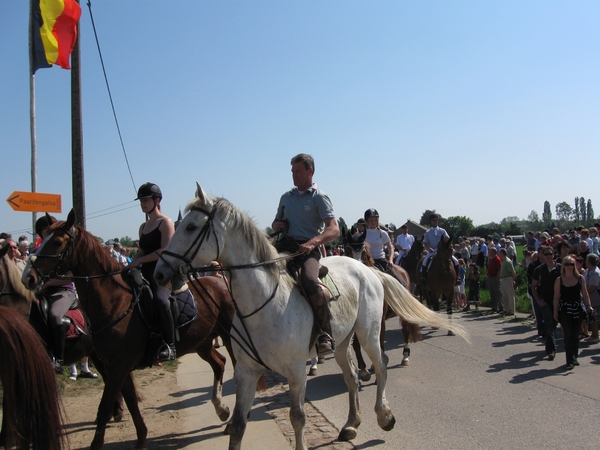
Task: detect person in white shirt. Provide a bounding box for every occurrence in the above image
[394,225,414,265]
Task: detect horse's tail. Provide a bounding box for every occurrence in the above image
[370,269,470,343]
[0,306,65,450]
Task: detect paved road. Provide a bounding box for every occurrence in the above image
[178,308,600,449]
[306,309,600,450]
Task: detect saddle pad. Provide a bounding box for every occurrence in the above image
[172,288,198,328]
[66,309,85,339]
[320,272,340,299]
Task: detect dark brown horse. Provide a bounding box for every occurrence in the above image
[344,232,421,379]
[0,305,65,449]
[0,245,125,440]
[22,210,239,450]
[416,234,456,335]
[400,236,425,294]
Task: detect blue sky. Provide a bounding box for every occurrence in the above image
[1,1,599,241]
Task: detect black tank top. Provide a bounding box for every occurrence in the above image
[559,276,584,318]
[139,219,163,280]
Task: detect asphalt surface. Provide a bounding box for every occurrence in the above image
[177,307,600,449]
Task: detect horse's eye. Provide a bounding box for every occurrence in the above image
[186,223,197,232]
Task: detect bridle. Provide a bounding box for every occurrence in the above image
[28,226,76,287]
[157,203,302,370]
[160,206,220,277]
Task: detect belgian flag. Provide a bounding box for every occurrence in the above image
[30,0,82,73]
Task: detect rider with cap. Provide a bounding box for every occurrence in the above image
[128,182,177,361]
[420,213,459,286]
[272,154,340,357]
[34,215,77,374]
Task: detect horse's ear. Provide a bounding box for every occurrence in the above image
[195,182,214,209]
[66,209,76,229]
[356,231,366,243]
[45,212,57,226]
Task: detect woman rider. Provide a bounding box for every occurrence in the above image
[35,215,78,374]
[128,182,177,361]
[363,208,394,273]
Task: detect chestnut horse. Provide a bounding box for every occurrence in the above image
[416,234,457,334]
[22,210,239,450]
[343,232,421,378]
[0,305,64,449]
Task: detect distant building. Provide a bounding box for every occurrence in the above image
[393,220,428,241]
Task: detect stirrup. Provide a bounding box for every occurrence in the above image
[316,333,335,356]
[157,343,176,362]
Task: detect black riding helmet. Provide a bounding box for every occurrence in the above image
[135,182,162,201]
[35,215,54,237]
[364,208,379,221]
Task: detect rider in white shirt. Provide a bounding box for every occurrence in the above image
[394,225,415,265]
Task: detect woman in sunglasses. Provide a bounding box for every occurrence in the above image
[553,256,593,370]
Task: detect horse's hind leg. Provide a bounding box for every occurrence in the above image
[401,324,410,366]
[351,333,371,382]
[227,365,264,450]
[197,339,230,421]
[334,335,362,441]
[359,330,395,433]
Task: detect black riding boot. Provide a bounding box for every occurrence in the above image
[51,323,68,374]
[308,289,335,356]
[420,268,428,288]
[157,305,176,362]
[454,263,461,285]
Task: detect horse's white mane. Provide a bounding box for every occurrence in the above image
[186,195,284,281]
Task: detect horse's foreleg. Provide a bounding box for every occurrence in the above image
[121,372,148,449]
[90,354,124,422]
[351,333,371,382]
[227,365,262,450]
[334,335,362,441]
[360,331,395,433]
[287,362,309,450]
[446,290,455,335]
[90,371,133,450]
[197,340,230,421]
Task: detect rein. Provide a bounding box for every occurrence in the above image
[160,203,305,370]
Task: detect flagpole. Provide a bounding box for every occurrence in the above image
[29,0,38,236]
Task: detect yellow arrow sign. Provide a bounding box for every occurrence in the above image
[6,191,62,213]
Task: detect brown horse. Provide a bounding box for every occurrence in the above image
[416,234,456,334]
[0,245,125,436]
[22,210,239,450]
[344,232,421,379]
[0,305,65,449]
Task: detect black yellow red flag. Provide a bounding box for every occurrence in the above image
[30,0,82,73]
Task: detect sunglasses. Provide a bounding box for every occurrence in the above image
[544,253,554,256]
[564,263,575,267]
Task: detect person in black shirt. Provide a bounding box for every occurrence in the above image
[532,246,562,360]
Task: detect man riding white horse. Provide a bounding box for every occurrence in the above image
[420,213,460,287]
[271,153,340,356]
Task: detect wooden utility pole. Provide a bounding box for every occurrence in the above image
[71,5,85,229]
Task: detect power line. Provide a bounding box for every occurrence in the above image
[86,0,137,195]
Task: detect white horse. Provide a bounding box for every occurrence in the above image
[154,184,466,450]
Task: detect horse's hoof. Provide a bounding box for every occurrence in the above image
[218,406,231,422]
[401,358,410,366]
[308,367,318,376]
[358,369,371,382]
[447,330,455,336]
[381,415,396,431]
[338,427,357,441]
[317,356,325,364]
[112,411,124,423]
